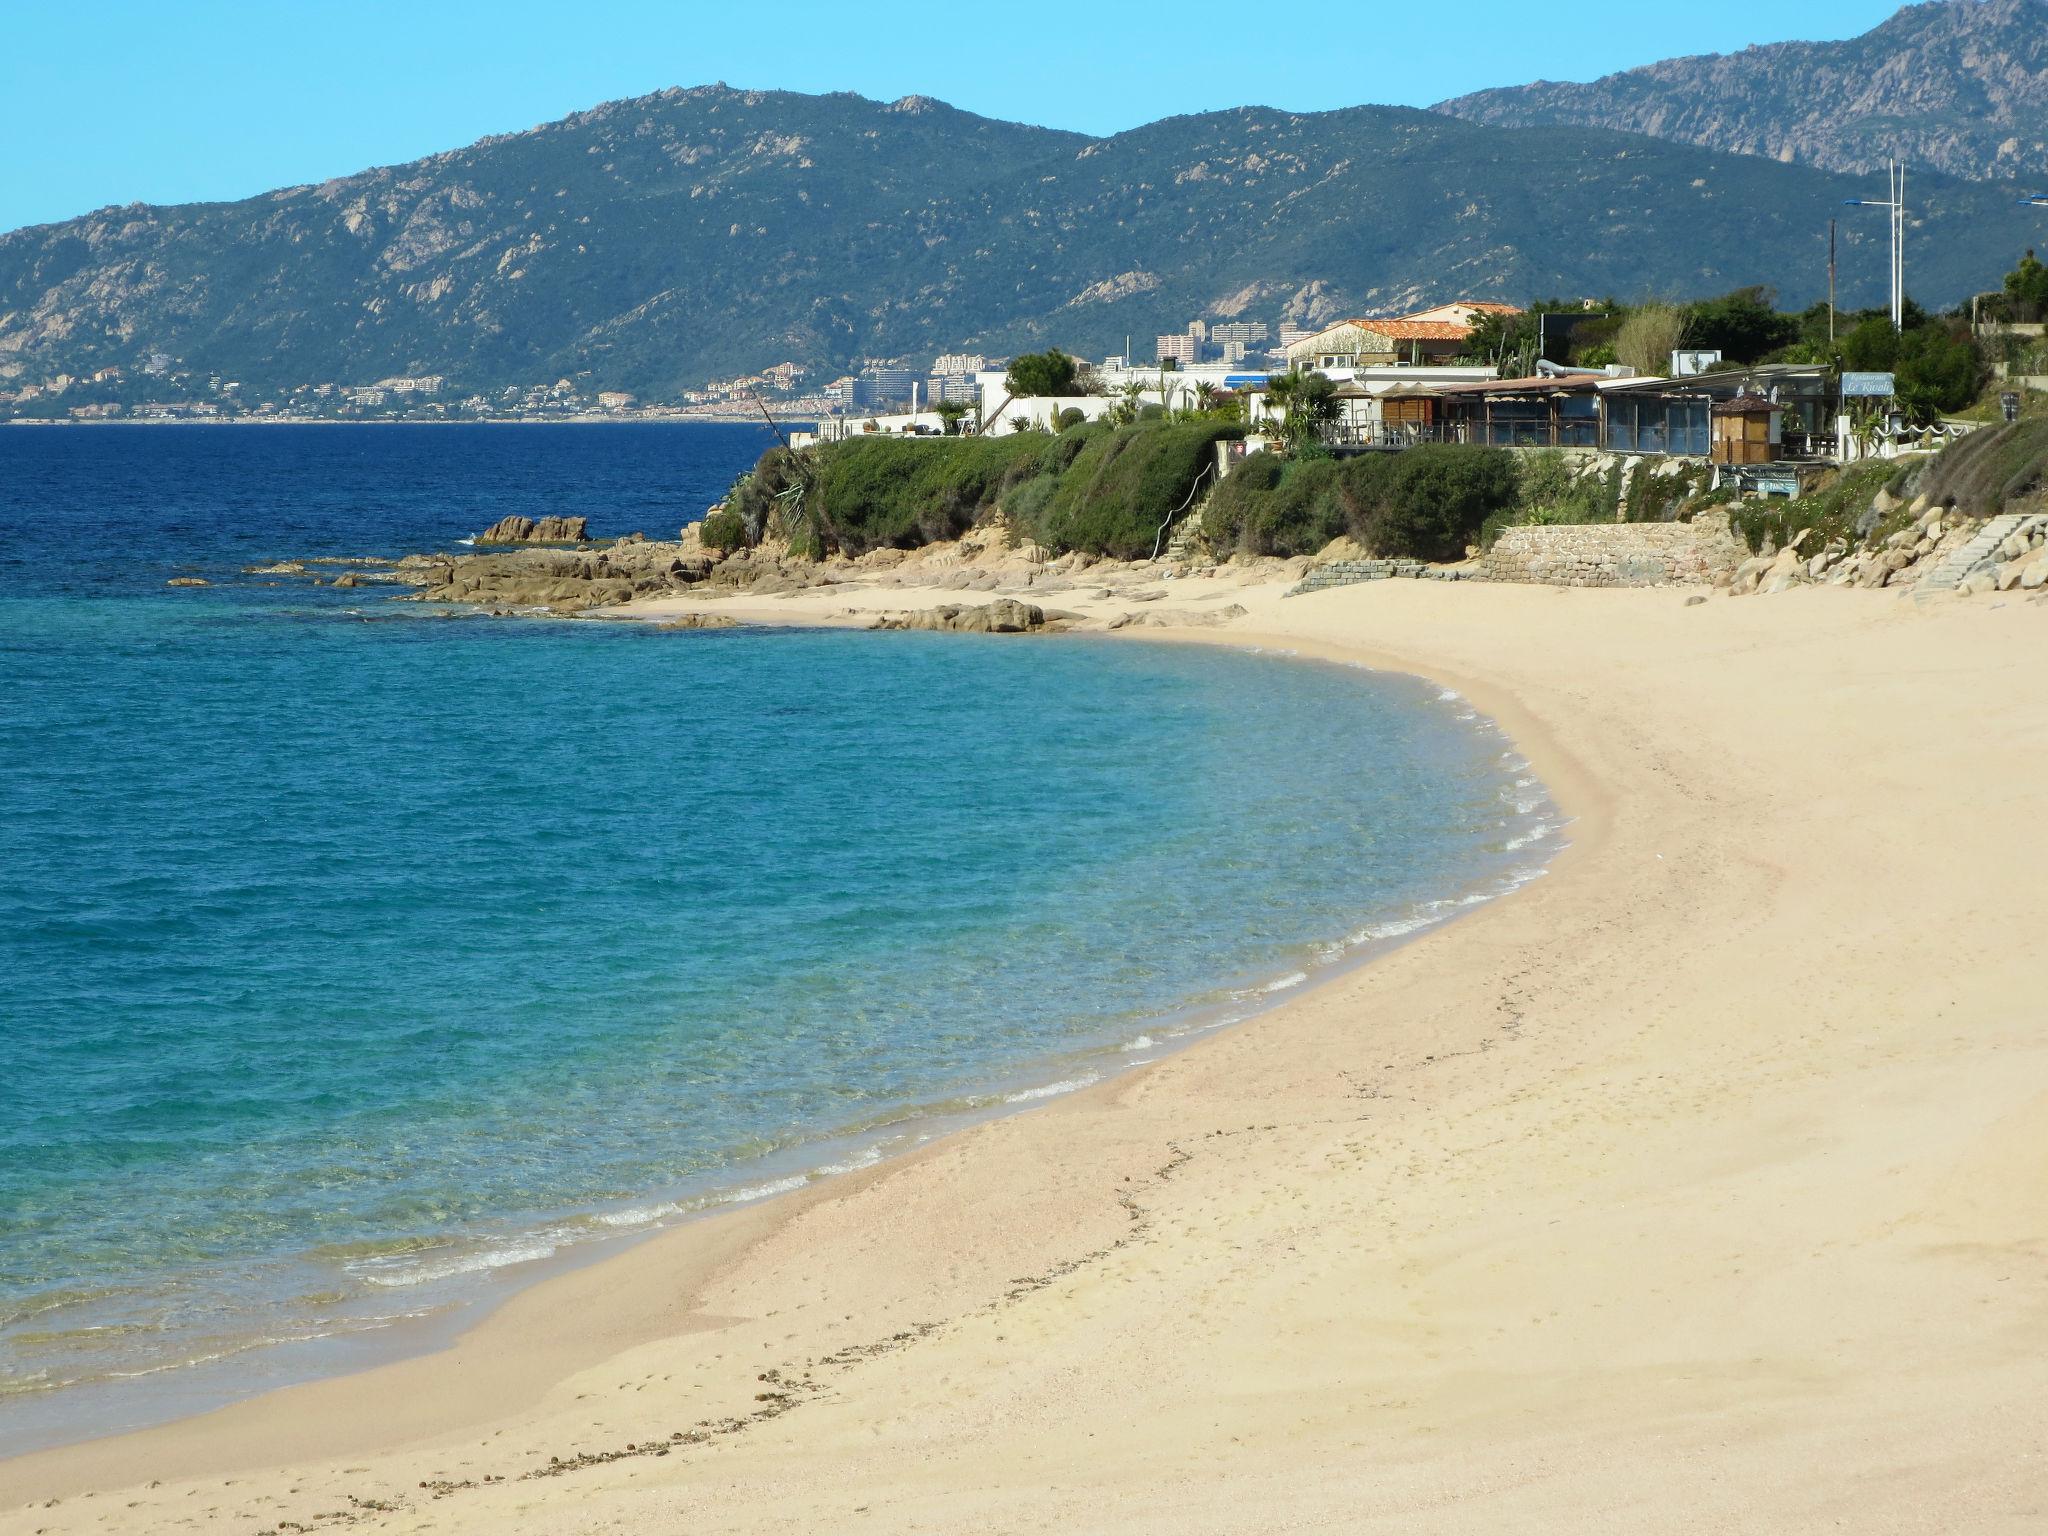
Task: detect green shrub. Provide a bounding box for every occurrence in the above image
[1348,445,1520,560]
[1198,452,1353,557]
[810,435,1049,553]
[1055,407,1087,431]
[700,507,747,552]
[1912,417,2048,520]
[1002,472,1061,531]
[726,446,805,542]
[1729,460,1900,554]
[1624,461,1714,523]
[1202,451,1285,552]
[1031,420,1242,557]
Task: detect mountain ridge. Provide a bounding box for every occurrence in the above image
[2,79,2038,406]
[1435,0,2048,181]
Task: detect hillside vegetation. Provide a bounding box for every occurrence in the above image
[3,81,2041,403]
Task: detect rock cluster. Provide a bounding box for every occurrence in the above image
[475,515,590,544]
[398,538,718,613]
[1728,503,2048,596]
[1985,517,2048,593]
[868,599,1055,633]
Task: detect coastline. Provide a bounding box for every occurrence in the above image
[6,579,2045,1532]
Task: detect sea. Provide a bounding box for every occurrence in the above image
[0,422,1560,1452]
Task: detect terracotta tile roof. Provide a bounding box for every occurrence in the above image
[1355,319,1474,341]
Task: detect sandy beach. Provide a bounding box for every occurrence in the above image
[5,574,2045,1534]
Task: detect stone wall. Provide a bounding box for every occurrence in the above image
[1480,513,1746,588]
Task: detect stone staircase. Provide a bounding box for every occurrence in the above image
[1911,512,2035,603]
[1161,508,1208,565]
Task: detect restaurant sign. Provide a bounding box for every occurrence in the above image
[1841,372,1896,398]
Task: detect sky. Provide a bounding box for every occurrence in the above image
[1,0,1908,234]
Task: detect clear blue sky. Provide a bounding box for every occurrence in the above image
[1,0,1906,234]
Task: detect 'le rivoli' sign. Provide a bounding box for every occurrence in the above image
[1841,372,1896,398]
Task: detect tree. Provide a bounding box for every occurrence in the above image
[933,400,969,434]
[1005,349,1081,397]
[1684,286,1798,364]
[2003,250,2048,321]
[1841,312,1983,422]
[1265,370,1339,453]
[1613,304,1691,376]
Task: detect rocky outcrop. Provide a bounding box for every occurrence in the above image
[475,515,590,544]
[869,599,1053,633]
[1726,506,2048,598]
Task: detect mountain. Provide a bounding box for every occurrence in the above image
[1436,0,2048,182]
[1,83,2039,405]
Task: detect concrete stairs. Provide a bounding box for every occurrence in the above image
[1911,512,2035,602]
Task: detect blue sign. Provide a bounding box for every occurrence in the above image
[1223,374,1274,389]
[1842,372,1896,398]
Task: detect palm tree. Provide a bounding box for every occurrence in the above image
[1265,370,1339,453]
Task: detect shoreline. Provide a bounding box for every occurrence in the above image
[5,579,2045,1532]
[0,628,1567,1461]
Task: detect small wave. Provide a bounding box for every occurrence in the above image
[1260,971,1309,994]
[1437,688,1462,702]
[455,536,475,546]
[717,1174,809,1206]
[590,1201,684,1229]
[814,1144,886,1177]
[1004,1075,1098,1104]
[1501,823,1553,853]
[1122,1034,1156,1052]
[357,1239,559,1288]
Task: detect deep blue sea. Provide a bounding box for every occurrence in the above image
[0,423,1557,1449]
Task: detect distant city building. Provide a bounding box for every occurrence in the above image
[376,375,445,395]
[596,391,637,410]
[931,352,989,377]
[1155,333,1199,366]
[1219,339,1247,365]
[1209,321,1269,345]
[926,373,979,404]
[852,366,917,409]
[1277,324,1314,351]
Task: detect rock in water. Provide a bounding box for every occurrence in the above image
[476,515,590,544]
[165,576,209,587]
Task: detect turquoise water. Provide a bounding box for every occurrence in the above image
[0,425,1557,1448]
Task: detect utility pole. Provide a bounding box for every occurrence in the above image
[1843,158,1907,332]
[1828,217,1837,344]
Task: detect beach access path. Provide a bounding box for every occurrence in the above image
[4,578,2045,1534]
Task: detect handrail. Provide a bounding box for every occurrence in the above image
[1151,462,1216,561]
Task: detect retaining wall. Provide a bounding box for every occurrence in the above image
[1480,513,1746,587]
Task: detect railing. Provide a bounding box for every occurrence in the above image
[1320,423,1461,450]
[1151,463,1216,561]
